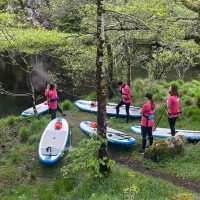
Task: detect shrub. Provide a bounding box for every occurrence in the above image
[85,91,96,100]
[19,127,29,142]
[61,136,115,178]
[154,93,163,102]
[182,96,193,106]
[61,99,72,110]
[7,116,16,125]
[194,89,200,108]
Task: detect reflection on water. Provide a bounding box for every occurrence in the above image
[0,55,58,117]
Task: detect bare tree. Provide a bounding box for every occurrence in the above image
[1,29,38,114]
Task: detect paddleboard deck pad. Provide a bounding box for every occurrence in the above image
[21,101,49,117]
[131,126,200,140]
[75,100,141,118]
[80,121,136,145]
[38,118,70,164]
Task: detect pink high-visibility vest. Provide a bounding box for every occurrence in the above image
[167,95,180,118]
[121,84,131,103]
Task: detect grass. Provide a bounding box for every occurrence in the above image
[143,144,200,182]
[63,165,187,200]
[0,79,200,199]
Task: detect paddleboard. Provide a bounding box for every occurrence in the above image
[131,126,200,140]
[38,118,70,164]
[80,121,136,145]
[75,100,141,118]
[21,101,49,117]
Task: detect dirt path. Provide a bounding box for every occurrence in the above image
[109,148,200,194]
[66,111,200,194]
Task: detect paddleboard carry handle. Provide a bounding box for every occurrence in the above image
[46,146,52,156]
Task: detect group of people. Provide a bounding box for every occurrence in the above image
[45,81,181,153]
[116,81,181,153]
[44,83,65,120]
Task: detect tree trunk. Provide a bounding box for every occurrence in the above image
[28,73,37,114]
[123,34,132,87]
[106,37,115,99]
[96,0,110,175]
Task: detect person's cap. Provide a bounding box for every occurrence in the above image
[117,81,123,85]
[145,92,153,99]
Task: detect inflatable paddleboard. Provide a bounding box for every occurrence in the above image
[75,100,141,118]
[131,126,200,140]
[38,118,70,164]
[21,101,49,117]
[80,121,136,145]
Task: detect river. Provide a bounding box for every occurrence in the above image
[0,55,199,118]
[0,55,92,118]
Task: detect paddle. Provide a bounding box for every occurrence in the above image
[106,131,132,138]
[107,103,140,109]
[153,105,167,132]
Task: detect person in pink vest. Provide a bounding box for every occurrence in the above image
[45,83,66,116]
[116,81,132,123]
[139,92,155,153]
[48,83,58,120]
[167,84,181,136]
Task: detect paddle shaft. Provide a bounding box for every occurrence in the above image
[153,105,167,132]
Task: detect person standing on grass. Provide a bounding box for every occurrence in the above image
[48,83,58,120]
[45,83,66,117]
[139,93,155,153]
[116,81,131,123]
[167,84,181,136]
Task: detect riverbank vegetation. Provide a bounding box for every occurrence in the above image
[1,0,200,199]
[0,104,199,199]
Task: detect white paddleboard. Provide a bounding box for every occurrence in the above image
[131,126,200,140]
[80,121,136,145]
[38,118,70,164]
[75,100,141,118]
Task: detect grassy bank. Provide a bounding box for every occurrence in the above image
[0,79,200,199]
[0,111,194,199]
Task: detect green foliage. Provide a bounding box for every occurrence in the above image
[194,89,200,108]
[19,127,29,142]
[7,115,16,125]
[184,106,200,122]
[62,136,115,178]
[85,91,97,100]
[60,99,73,110]
[182,96,193,106]
[57,9,83,33]
[0,27,73,54]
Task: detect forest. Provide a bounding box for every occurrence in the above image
[0,0,200,199]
